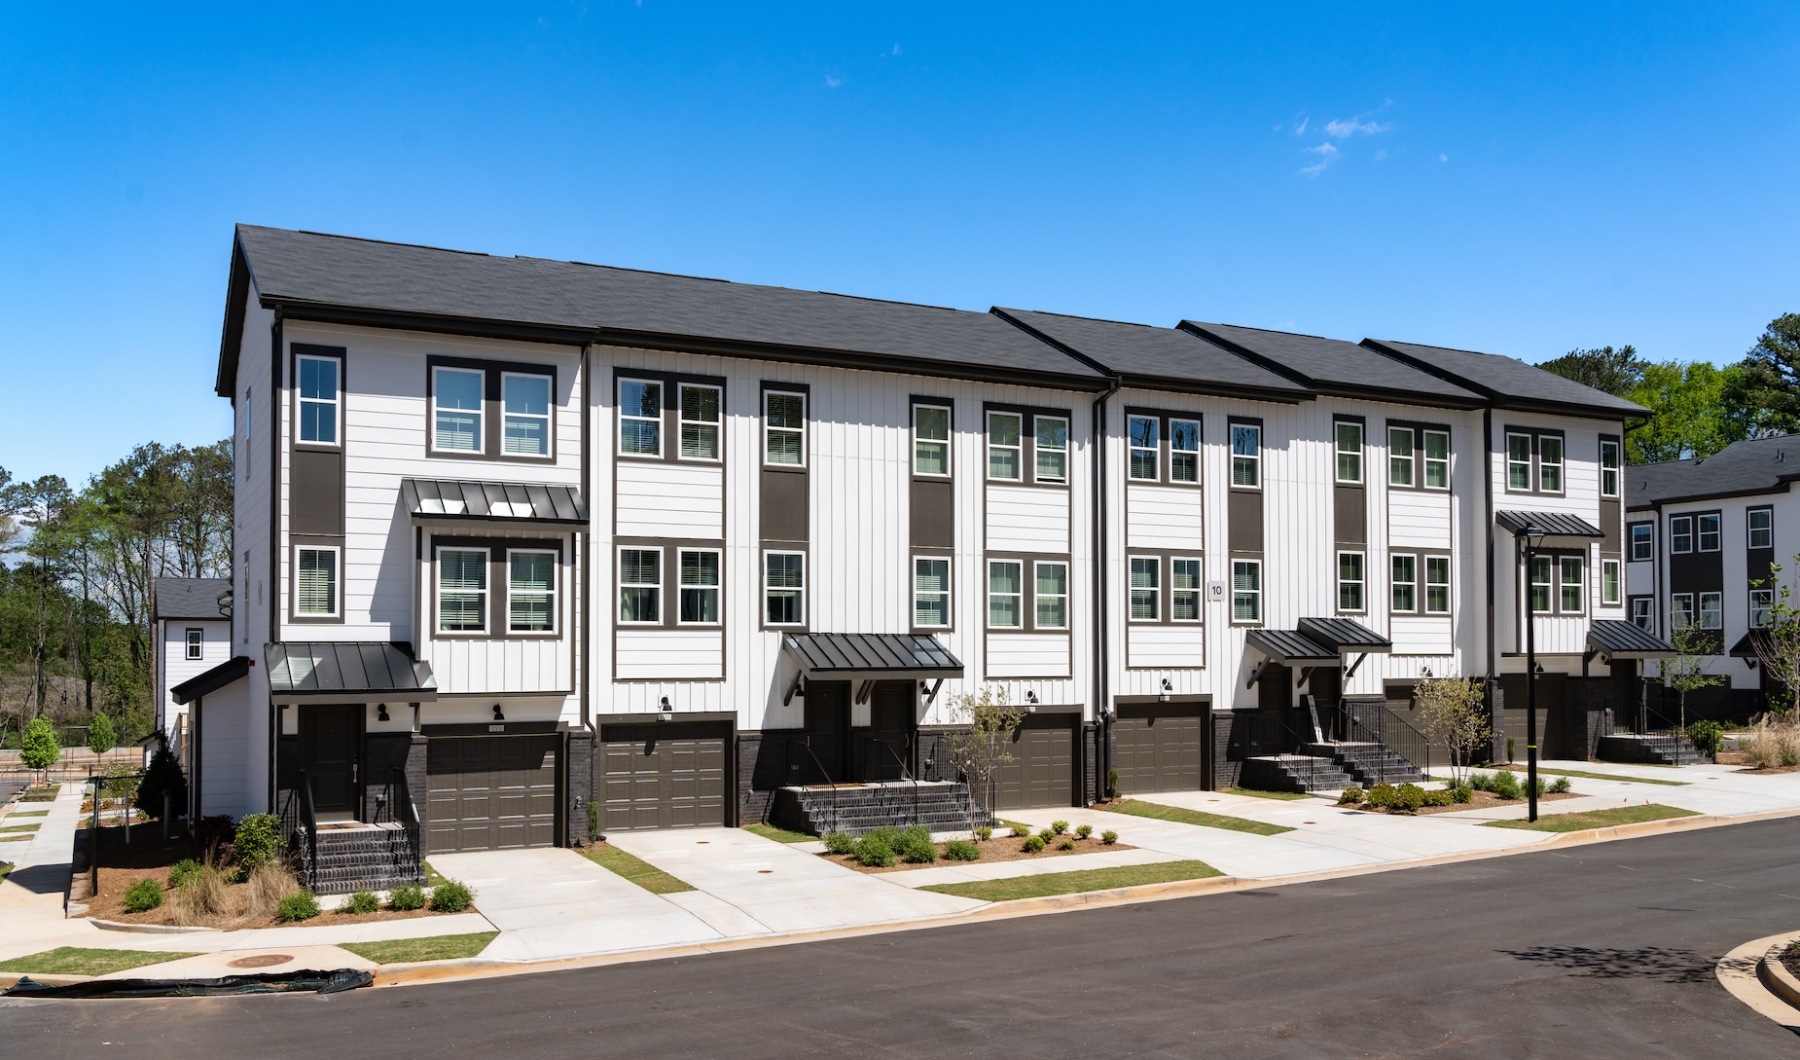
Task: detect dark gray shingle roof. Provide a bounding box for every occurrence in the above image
[1182,322,1485,408]
[1364,339,1648,417]
[993,309,1312,402]
[233,226,1106,388]
[153,577,231,621]
[1626,435,1800,509]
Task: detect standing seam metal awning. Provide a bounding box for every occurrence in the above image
[1244,629,1340,664]
[780,633,963,676]
[1296,617,1393,652]
[1587,619,1676,660]
[170,655,252,705]
[1730,631,1770,660]
[265,642,438,702]
[401,478,587,524]
[1495,510,1604,538]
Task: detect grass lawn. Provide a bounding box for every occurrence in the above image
[1484,804,1700,833]
[7,810,49,818]
[1224,787,1312,801]
[743,822,814,844]
[0,947,198,976]
[581,844,695,894]
[342,931,499,965]
[1497,766,1687,787]
[1103,800,1294,836]
[920,860,1223,901]
[0,823,42,834]
[421,860,449,888]
[0,861,10,883]
[0,834,31,842]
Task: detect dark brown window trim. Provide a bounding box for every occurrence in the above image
[427,355,559,464]
[1122,549,1206,627]
[910,395,956,482]
[613,537,726,632]
[431,534,568,640]
[1387,548,1454,616]
[983,401,1073,490]
[1523,547,1587,616]
[1599,434,1623,500]
[612,366,728,466]
[910,547,956,635]
[1228,417,1264,493]
[1384,420,1452,492]
[1333,415,1366,487]
[1335,547,1368,615]
[1628,594,1656,634]
[1503,425,1566,496]
[1123,406,1204,489]
[982,552,1075,633]
[288,536,345,625]
[758,544,810,632]
[1227,553,1264,626]
[760,380,811,474]
[290,344,345,453]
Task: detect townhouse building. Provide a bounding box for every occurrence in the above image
[169,224,1662,871]
[152,576,232,778]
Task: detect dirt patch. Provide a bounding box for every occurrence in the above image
[1341,789,1583,816]
[1783,940,1800,978]
[822,834,1132,874]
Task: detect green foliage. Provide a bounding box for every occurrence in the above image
[136,736,186,817]
[1338,786,1364,805]
[1412,675,1491,786]
[277,891,321,922]
[897,832,937,864]
[1449,784,1473,804]
[1549,776,1572,794]
[1021,835,1046,854]
[344,889,381,914]
[1537,345,1643,397]
[975,825,993,842]
[1009,822,1032,838]
[1050,820,1069,836]
[1626,360,1760,463]
[1392,784,1426,813]
[429,880,474,913]
[232,813,283,871]
[1420,788,1454,808]
[1661,622,1725,728]
[86,712,116,755]
[1106,768,1119,799]
[1037,828,1056,844]
[1364,783,1397,809]
[943,840,980,861]
[1075,824,1093,840]
[1056,837,1077,851]
[1733,313,1800,437]
[939,686,1025,828]
[19,717,60,771]
[854,837,897,867]
[823,832,858,855]
[1489,770,1523,800]
[586,800,600,842]
[1686,720,1726,756]
[123,878,163,913]
[167,858,204,889]
[387,884,426,911]
[1100,830,1118,845]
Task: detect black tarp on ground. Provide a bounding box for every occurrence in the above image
[3,968,372,998]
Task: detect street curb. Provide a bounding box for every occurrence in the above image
[0,972,89,990]
[1717,930,1800,1031]
[1760,949,1800,1011]
[87,918,220,935]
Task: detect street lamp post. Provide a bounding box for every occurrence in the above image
[1523,525,1544,823]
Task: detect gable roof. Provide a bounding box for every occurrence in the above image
[221,226,1108,397]
[1626,434,1800,509]
[153,577,231,621]
[1362,338,1647,418]
[993,308,1312,403]
[1180,321,1486,409]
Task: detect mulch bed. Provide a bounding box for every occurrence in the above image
[823,834,1132,874]
[1783,940,1800,977]
[1716,750,1800,773]
[1341,789,1582,816]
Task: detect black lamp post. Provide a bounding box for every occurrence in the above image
[1522,524,1546,823]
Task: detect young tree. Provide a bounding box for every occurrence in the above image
[87,711,117,755]
[1411,675,1492,786]
[20,715,61,778]
[937,686,1024,834]
[1661,621,1725,731]
[1748,560,1800,716]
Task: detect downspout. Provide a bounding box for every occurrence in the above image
[580,341,594,736]
[1483,405,1500,761]
[1092,376,1121,803]
[268,310,283,814]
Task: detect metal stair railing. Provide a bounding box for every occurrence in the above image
[1237,712,1340,792]
[862,735,919,826]
[1341,702,1433,783]
[295,771,319,892]
[383,768,425,881]
[785,738,842,834]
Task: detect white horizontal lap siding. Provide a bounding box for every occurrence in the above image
[1126,625,1204,669]
[1124,485,1202,550]
[616,629,724,680]
[985,633,1072,679]
[1388,490,1451,549]
[1389,616,1453,657]
[986,485,1070,553]
[616,462,724,539]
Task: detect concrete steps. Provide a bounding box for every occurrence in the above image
[1303,741,1428,786]
[303,823,426,895]
[770,782,980,836]
[1240,755,1353,794]
[1596,733,1711,767]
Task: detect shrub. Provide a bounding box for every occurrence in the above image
[823,832,858,855]
[387,884,427,911]
[943,839,981,862]
[124,878,164,913]
[1745,713,1800,768]
[1365,783,1397,809]
[1338,786,1364,805]
[975,825,993,842]
[1022,835,1047,854]
[137,736,188,818]
[898,833,937,864]
[234,813,284,871]
[277,891,321,921]
[855,837,897,868]
[19,717,60,773]
[1393,784,1426,813]
[1490,771,1523,800]
[586,800,601,842]
[1100,830,1118,845]
[1469,772,1493,792]
[1449,784,1473,804]
[1009,822,1032,838]
[430,879,475,913]
[171,862,229,925]
[1037,828,1057,844]
[1075,823,1093,840]
[1421,789,1453,807]
[167,858,204,889]
[1106,768,1119,799]
[244,861,300,918]
[1687,719,1726,757]
[1549,776,1572,794]
[1050,820,1070,836]
[344,889,381,914]
[1056,838,1077,851]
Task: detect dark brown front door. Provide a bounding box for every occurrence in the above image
[867,681,916,781]
[803,683,850,784]
[300,704,360,817]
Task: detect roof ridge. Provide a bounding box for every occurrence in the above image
[1186,319,1363,346]
[997,306,1164,330]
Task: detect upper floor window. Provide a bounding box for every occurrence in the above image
[1037,416,1070,483]
[507,550,556,633]
[1751,587,1775,629]
[914,557,950,628]
[1601,559,1621,607]
[618,548,661,624]
[1335,421,1363,484]
[1388,427,1415,488]
[1631,597,1655,633]
[1698,590,1723,630]
[618,379,662,457]
[1425,556,1451,614]
[679,384,721,461]
[185,628,203,661]
[1391,554,1417,613]
[913,404,951,476]
[1559,555,1584,613]
[1538,436,1564,494]
[1232,559,1262,623]
[296,546,340,619]
[1529,555,1553,614]
[1750,507,1774,550]
[988,560,1023,628]
[1231,422,1261,489]
[678,548,721,625]
[1171,558,1202,622]
[434,367,484,453]
[1127,415,1158,482]
[1669,593,1693,631]
[297,354,340,446]
[987,412,1023,481]
[1169,419,1199,484]
[765,552,805,626]
[1337,551,1365,613]
[1630,523,1653,562]
[1670,515,1693,554]
[1129,557,1159,621]
[1037,561,1070,629]
[437,547,487,632]
[1697,512,1721,552]
[764,390,806,467]
[1423,430,1450,490]
[1507,433,1532,490]
[1601,439,1621,498]
[502,373,551,457]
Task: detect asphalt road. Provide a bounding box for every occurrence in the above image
[8,818,1800,1057]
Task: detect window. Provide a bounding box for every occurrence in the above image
[1697,512,1721,553]
[618,379,662,457]
[913,404,951,476]
[988,561,1023,628]
[764,390,805,466]
[618,548,661,624]
[1601,559,1621,607]
[1669,593,1693,631]
[1507,433,1532,491]
[678,549,721,624]
[1670,515,1693,554]
[914,557,950,627]
[764,552,805,626]
[1169,419,1200,484]
[1601,439,1621,498]
[1232,560,1262,623]
[1337,551,1365,613]
[1231,422,1260,488]
[1171,558,1201,622]
[1037,562,1070,629]
[1630,523,1653,562]
[507,550,556,633]
[1699,590,1723,630]
[1036,416,1070,483]
[185,628,203,661]
[1750,508,1774,550]
[1127,415,1158,482]
[675,384,721,461]
[1529,555,1553,614]
[987,412,1022,481]
[1426,556,1451,614]
[1751,588,1775,630]
[1391,554,1417,613]
[297,354,339,446]
[1538,436,1564,493]
[1559,556,1584,613]
[1388,427,1415,487]
[502,373,552,457]
[1335,421,1363,484]
[296,547,339,618]
[1632,597,1655,633]
[1129,557,1159,621]
[434,367,485,453]
[1423,430,1449,490]
[437,548,486,632]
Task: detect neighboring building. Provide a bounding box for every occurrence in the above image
[152,576,231,782]
[177,224,1662,867]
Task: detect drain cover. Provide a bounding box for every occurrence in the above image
[757,869,773,874]
[227,954,294,969]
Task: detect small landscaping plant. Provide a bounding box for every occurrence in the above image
[1549,776,1572,794]
[277,891,321,922]
[123,878,164,914]
[856,837,897,868]
[943,839,981,862]
[233,813,284,872]
[1050,820,1070,836]
[975,825,993,842]
[387,884,427,911]
[1393,783,1426,813]
[1056,838,1077,851]
[1364,783,1397,809]
[1010,822,1032,838]
[1075,824,1093,839]
[823,832,858,855]
[167,858,204,889]
[1101,830,1118,845]
[1338,786,1364,805]
[1449,784,1473,804]
[1022,834,1046,854]
[898,832,938,864]
[1686,719,1725,757]
[345,889,381,914]
[430,880,475,913]
[1037,828,1056,844]
[1489,771,1523,800]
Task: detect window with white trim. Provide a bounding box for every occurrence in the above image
[433,367,485,453]
[1529,555,1553,614]
[1507,433,1532,491]
[1698,512,1721,552]
[296,547,339,618]
[1751,588,1774,630]
[437,547,487,632]
[297,354,340,446]
[243,388,252,480]
[678,384,722,461]
[618,379,662,457]
[1423,430,1449,490]
[502,373,552,457]
[1231,423,1261,488]
[1036,416,1069,483]
[1232,559,1262,623]
[1601,439,1621,498]
[914,557,950,627]
[678,549,721,624]
[1337,551,1365,613]
[1169,418,1200,484]
[1538,435,1564,493]
[913,404,951,476]
[1425,556,1451,614]
[987,412,1022,481]
[1630,523,1653,562]
[618,548,661,624]
[1559,555,1584,613]
[764,552,805,626]
[987,560,1023,628]
[1127,415,1158,482]
[185,628,203,661]
[1171,558,1202,622]
[1750,507,1774,550]
[1669,592,1693,631]
[1699,590,1723,630]
[1670,515,1693,554]
[1129,557,1159,621]
[1601,558,1621,607]
[1388,426,1415,488]
[1335,420,1362,483]
[506,550,556,633]
[1036,561,1070,629]
[1391,553,1417,614]
[764,390,805,466]
[1631,597,1655,633]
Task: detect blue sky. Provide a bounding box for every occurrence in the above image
[3,3,1798,488]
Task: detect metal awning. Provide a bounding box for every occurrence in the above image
[1296,616,1393,652]
[401,478,587,525]
[1587,619,1676,661]
[1244,628,1339,665]
[170,655,251,705]
[780,633,963,677]
[1495,510,1603,538]
[1730,631,1770,660]
[265,642,437,703]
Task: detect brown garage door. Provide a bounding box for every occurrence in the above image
[991,714,1075,810]
[598,722,729,831]
[1112,703,1207,795]
[426,735,560,853]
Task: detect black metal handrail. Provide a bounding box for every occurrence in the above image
[863,736,919,826]
[785,738,841,834]
[1342,702,1434,783]
[387,768,424,880]
[295,771,319,891]
[1233,712,1341,792]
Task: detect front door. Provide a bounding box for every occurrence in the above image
[802,683,851,784]
[300,704,360,818]
[867,681,916,781]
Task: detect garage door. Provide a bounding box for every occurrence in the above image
[597,722,729,831]
[1112,703,1207,795]
[426,735,560,853]
[991,715,1074,810]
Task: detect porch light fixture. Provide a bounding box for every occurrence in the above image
[1159,677,1172,704]
[1420,666,1433,679]
[492,704,505,721]
[658,696,673,722]
[377,704,389,722]
[1026,691,1039,705]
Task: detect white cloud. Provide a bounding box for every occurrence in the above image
[891,43,902,56]
[1439,153,1449,162]
[1299,142,1339,176]
[1294,115,1309,136]
[1325,116,1389,138]
[824,74,845,89]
